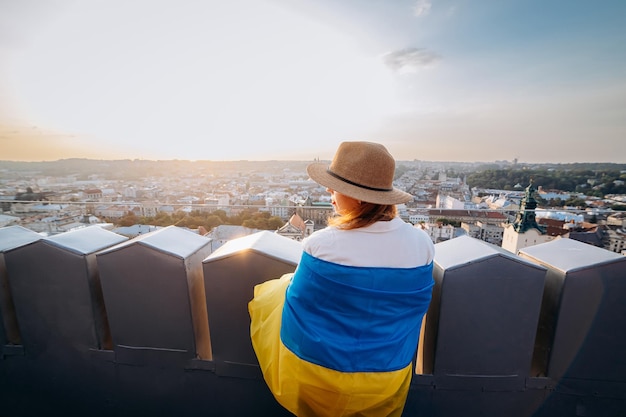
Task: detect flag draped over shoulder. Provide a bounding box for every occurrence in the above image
[249,251,434,417]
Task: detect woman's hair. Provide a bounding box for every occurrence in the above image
[327,202,397,230]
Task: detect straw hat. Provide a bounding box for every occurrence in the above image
[307,141,412,205]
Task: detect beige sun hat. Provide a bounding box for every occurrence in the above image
[307,141,413,205]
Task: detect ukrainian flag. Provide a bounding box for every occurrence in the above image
[249,251,434,417]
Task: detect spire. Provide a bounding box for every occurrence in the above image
[512,179,546,234]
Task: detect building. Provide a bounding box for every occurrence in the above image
[275,213,314,241]
[268,204,293,220]
[461,221,504,246]
[203,194,231,210]
[536,186,572,202]
[83,189,103,200]
[606,228,626,254]
[140,203,159,218]
[112,224,161,238]
[482,194,519,212]
[607,212,626,228]
[418,222,455,243]
[204,224,261,252]
[297,203,333,231]
[436,193,466,210]
[94,205,141,219]
[426,209,507,225]
[408,213,429,225]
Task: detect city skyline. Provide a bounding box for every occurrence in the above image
[1,0,625,164]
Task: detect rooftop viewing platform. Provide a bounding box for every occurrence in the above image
[2,0,625,413]
[1,223,624,417]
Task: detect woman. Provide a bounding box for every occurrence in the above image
[249,141,435,417]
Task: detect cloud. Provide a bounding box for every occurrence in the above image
[412,0,432,17]
[382,48,441,74]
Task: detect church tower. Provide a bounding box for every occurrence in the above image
[502,180,550,253]
[512,179,545,234]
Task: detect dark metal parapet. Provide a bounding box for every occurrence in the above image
[519,239,626,397]
[203,231,301,378]
[0,225,625,417]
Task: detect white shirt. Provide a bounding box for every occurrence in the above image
[302,217,434,268]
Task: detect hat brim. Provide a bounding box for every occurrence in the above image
[307,162,413,205]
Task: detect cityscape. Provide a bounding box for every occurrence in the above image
[1,158,625,256]
[2,2,625,415]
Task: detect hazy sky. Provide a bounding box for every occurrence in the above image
[1,0,625,163]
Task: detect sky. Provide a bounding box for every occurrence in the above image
[1,0,625,163]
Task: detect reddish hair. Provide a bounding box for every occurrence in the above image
[327,202,397,230]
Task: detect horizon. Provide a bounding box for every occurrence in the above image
[1,1,625,164]
[2,156,626,167]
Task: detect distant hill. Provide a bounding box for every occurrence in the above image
[467,167,626,197]
[0,159,312,179]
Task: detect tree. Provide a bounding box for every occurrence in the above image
[242,219,257,228]
[118,212,138,227]
[212,209,229,222]
[564,197,587,208]
[548,198,564,207]
[268,216,285,230]
[206,215,223,229]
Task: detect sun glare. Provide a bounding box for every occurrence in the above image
[10,2,400,160]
